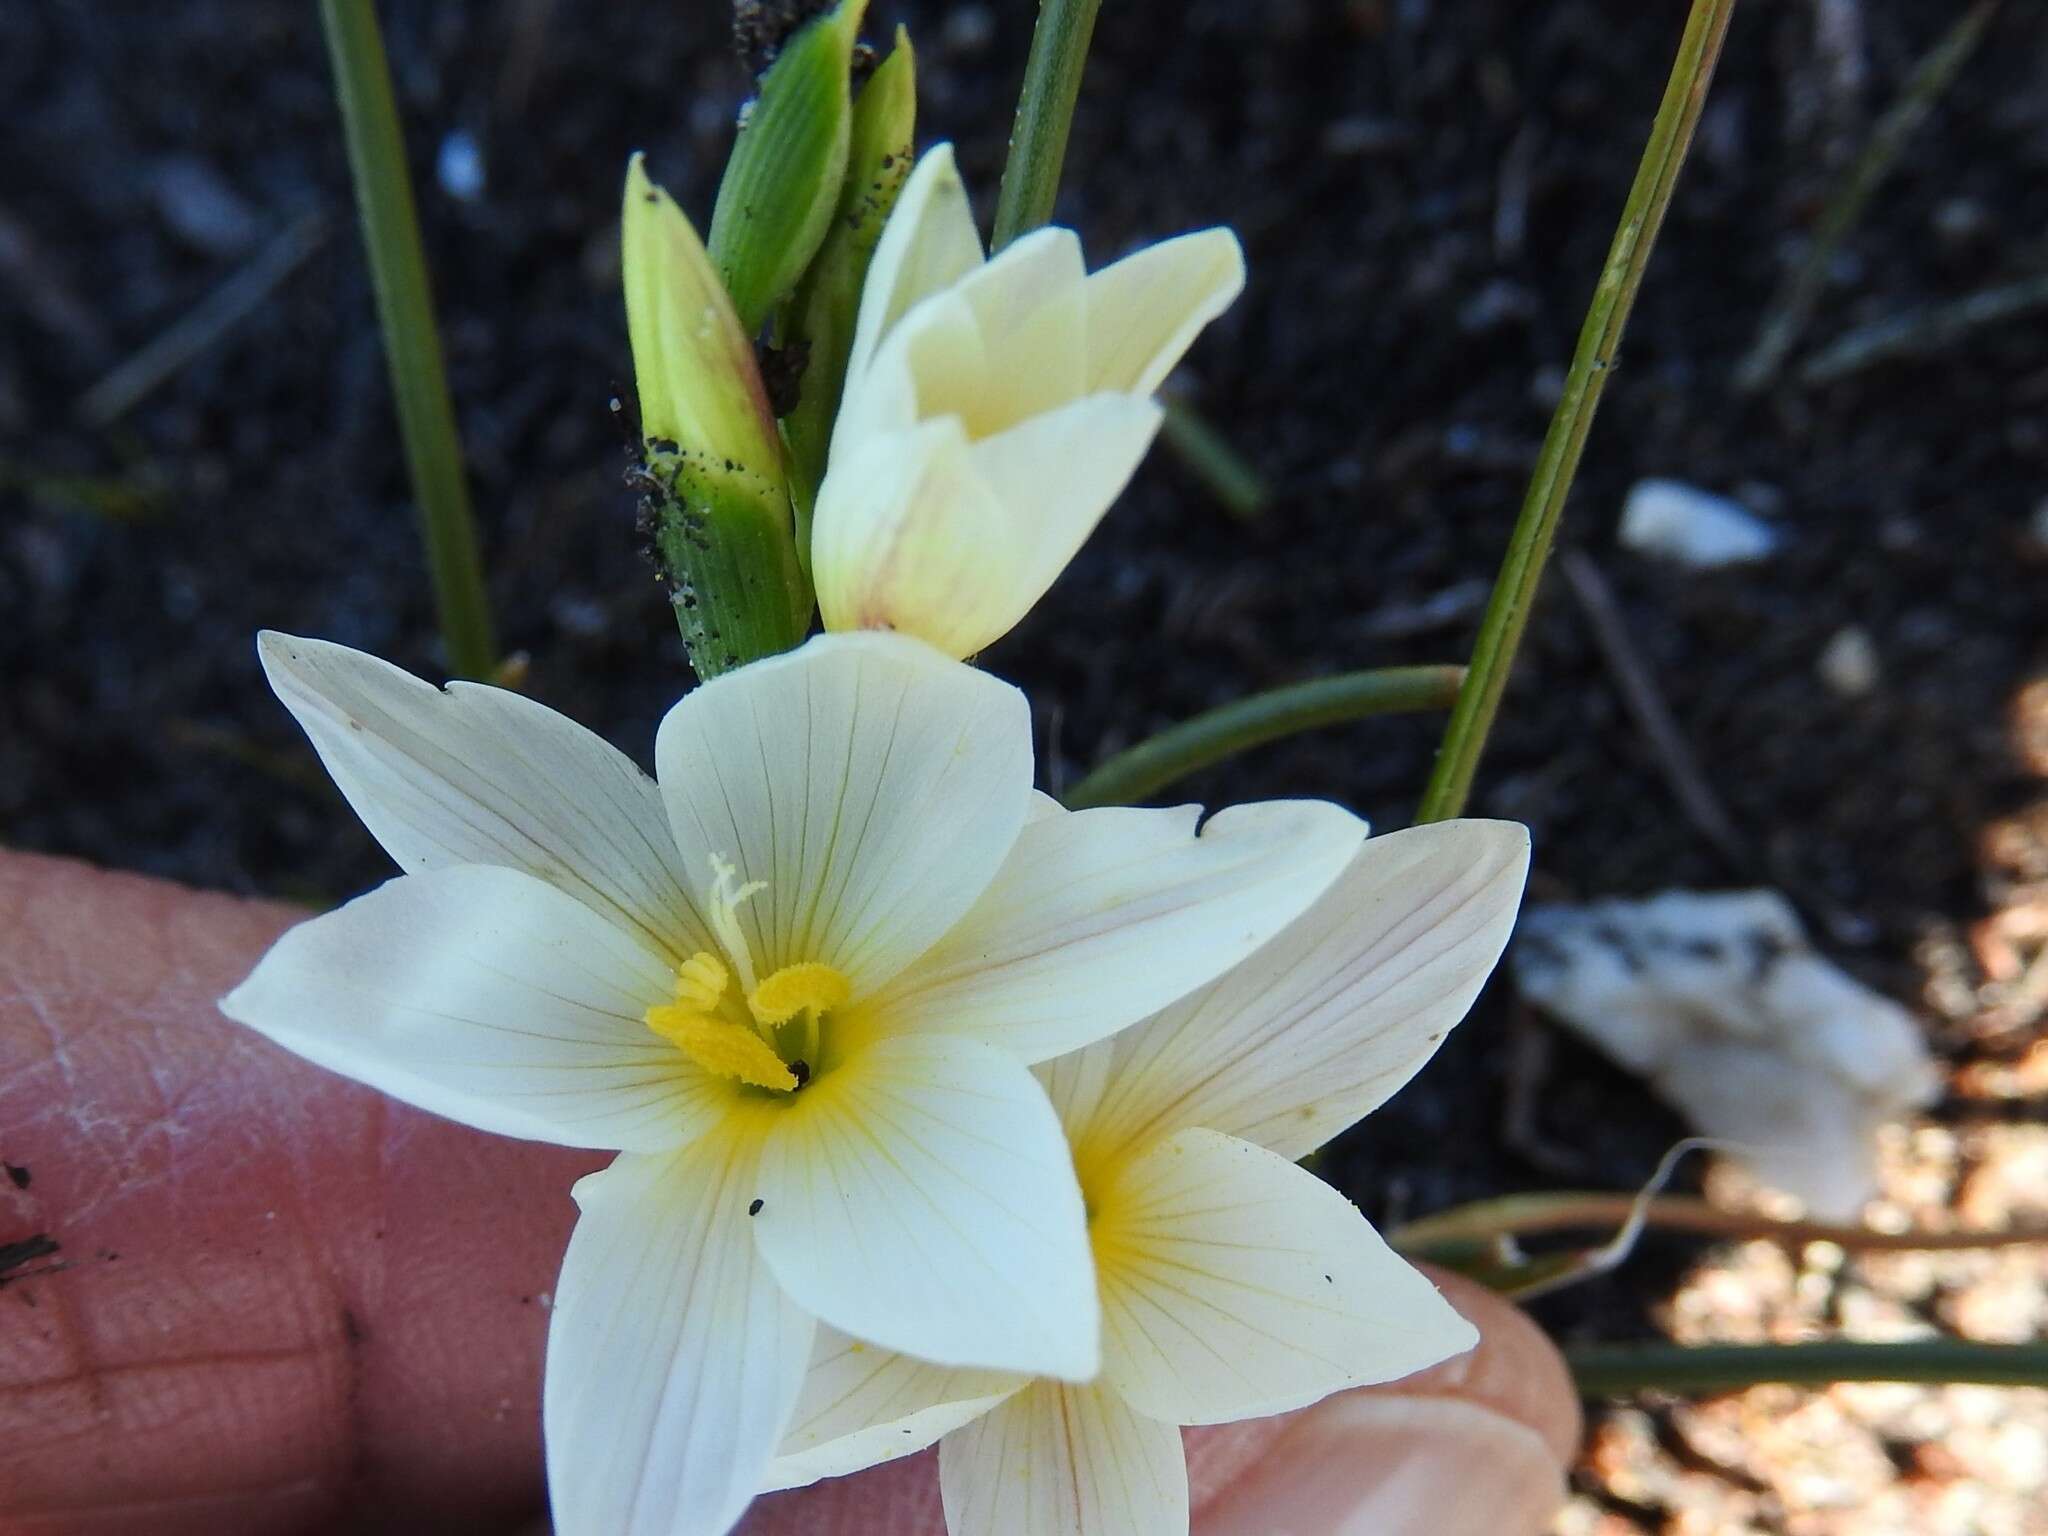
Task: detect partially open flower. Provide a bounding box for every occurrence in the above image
[220,630,1365,1535]
[762,819,1533,1536]
[811,143,1245,659]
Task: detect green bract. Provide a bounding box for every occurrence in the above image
[709,0,870,337]
[621,155,810,678]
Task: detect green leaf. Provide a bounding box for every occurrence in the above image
[709,0,870,336]
[779,26,917,568]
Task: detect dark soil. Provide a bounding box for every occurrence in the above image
[5,1,2046,1350]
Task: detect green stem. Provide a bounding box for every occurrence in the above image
[1160,400,1270,522]
[1414,0,1735,824]
[992,0,1103,250]
[1733,0,1998,394]
[319,0,497,679]
[1063,666,1465,810]
[1568,1341,2048,1398]
[1392,1192,2048,1255]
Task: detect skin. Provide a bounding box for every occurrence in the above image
[0,851,1581,1534]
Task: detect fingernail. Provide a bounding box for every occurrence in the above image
[1195,1395,1568,1536]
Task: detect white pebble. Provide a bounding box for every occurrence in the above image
[1618,478,1779,568]
[1817,625,1880,698]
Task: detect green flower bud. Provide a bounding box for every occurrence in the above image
[622,154,810,679]
[709,0,870,337]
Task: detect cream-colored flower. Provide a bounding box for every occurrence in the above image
[761,820,1532,1535]
[220,630,1365,1536]
[811,143,1245,659]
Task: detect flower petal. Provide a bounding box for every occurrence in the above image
[939,1381,1188,1536]
[654,631,1031,992]
[845,142,984,395]
[811,417,1015,660]
[856,799,1367,1064]
[258,632,707,959]
[816,390,1158,660]
[959,390,1164,618]
[1082,228,1246,396]
[1080,820,1530,1163]
[1093,1127,1477,1426]
[763,1328,1024,1493]
[220,864,725,1151]
[941,226,1088,433]
[546,1126,815,1536]
[752,1033,1098,1379]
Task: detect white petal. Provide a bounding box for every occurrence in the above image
[1093,1127,1476,1426]
[845,143,984,395]
[764,1328,1024,1492]
[834,288,981,454]
[817,393,1160,659]
[812,416,1009,660]
[1035,1038,1116,1143]
[752,1034,1098,1379]
[258,632,707,959]
[940,227,1088,433]
[1082,820,1530,1163]
[1082,228,1246,396]
[958,391,1164,623]
[220,865,723,1151]
[939,1381,1187,1536]
[546,1128,815,1536]
[654,631,1031,991]
[858,799,1367,1063]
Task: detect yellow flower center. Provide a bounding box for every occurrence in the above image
[643,857,851,1094]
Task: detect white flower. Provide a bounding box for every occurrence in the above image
[760,819,1532,1535]
[220,629,1365,1536]
[811,143,1245,659]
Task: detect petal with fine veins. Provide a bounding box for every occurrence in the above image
[257,632,709,959]
[857,799,1367,1064]
[752,1034,1098,1379]
[939,1380,1188,1536]
[763,1328,1024,1493]
[1080,820,1530,1164]
[1082,228,1246,396]
[1093,1128,1476,1427]
[654,631,1031,992]
[220,864,724,1152]
[546,1126,815,1536]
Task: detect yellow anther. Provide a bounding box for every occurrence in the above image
[646,1005,797,1092]
[671,950,729,1012]
[748,962,851,1027]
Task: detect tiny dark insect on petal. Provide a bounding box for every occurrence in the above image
[748,1198,765,1216]
[790,1059,811,1088]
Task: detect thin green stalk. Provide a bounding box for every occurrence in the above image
[1161,400,1270,522]
[1415,0,1736,824]
[1734,0,1999,394]
[992,0,1103,250]
[1391,1191,2048,1255]
[1568,1341,2048,1398]
[319,0,497,678]
[1063,666,1465,810]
